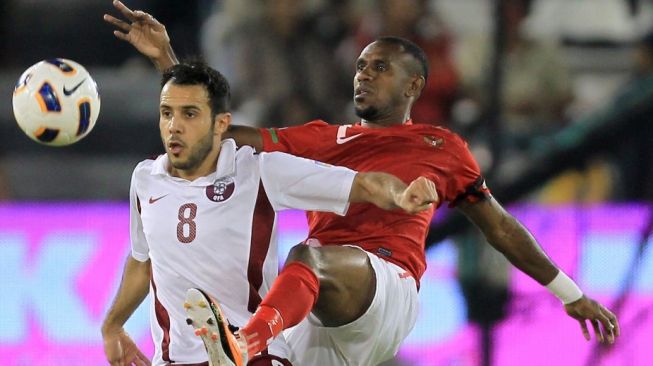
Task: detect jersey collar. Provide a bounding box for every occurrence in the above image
[214,138,237,179]
[150,139,237,186]
[355,119,413,126]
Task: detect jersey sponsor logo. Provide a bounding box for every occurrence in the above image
[336,125,363,144]
[377,247,392,257]
[206,177,235,202]
[149,194,169,204]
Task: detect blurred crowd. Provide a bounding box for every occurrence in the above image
[1,0,653,202]
[161,0,653,203]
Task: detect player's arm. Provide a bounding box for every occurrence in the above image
[350,173,438,214]
[102,256,151,334]
[101,256,152,366]
[102,171,152,365]
[260,152,437,215]
[224,125,264,151]
[104,1,271,145]
[457,197,620,344]
[104,0,178,72]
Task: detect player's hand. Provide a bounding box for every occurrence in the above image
[103,327,151,366]
[103,0,170,61]
[397,176,438,214]
[564,295,620,344]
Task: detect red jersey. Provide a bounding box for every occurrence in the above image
[260,120,489,283]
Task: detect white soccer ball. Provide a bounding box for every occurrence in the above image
[12,58,101,146]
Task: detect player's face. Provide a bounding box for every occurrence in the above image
[159,83,227,174]
[353,42,415,121]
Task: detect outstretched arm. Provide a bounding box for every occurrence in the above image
[350,174,438,214]
[105,1,267,149]
[457,197,620,344]
[104,0,178,71]
[224,125,264,151]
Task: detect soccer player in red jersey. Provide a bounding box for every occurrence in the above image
[105,2,620,365]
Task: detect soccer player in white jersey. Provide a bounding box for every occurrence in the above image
[100,61,438,366]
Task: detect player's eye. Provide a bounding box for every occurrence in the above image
[356,62,366,72]
[161,110,172,118]
[376,63,387,71]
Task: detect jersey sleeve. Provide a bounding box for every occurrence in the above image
[259,120,329,158]
[443,135,491,207]
[258,151,355,215]
[129,170,150,262]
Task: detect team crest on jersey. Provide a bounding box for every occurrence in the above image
[206,177,235,202]
[424,136,444,148]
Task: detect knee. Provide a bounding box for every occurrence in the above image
[286,244,327,280]
[287,244,320,268]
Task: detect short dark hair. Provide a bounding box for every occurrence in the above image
[375,36,429,82]
[161,61,231,116]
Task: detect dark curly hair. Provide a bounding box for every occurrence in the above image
[161,60,231,117]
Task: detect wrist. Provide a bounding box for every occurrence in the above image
[152,44,178,71]
[545,270,583,304]
[101,322,123,336]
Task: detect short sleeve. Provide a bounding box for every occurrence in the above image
[258,152,355,215]
[443,136,491,207]
[129,170,150,262]
[259,120,330,159]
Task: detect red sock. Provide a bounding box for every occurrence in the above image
[239,261,319,356]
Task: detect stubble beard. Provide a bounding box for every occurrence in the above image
[354,105,381,120]
[169,128,215,171]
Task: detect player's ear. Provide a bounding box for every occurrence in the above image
[214,112,231,135]
[406,75,425,98]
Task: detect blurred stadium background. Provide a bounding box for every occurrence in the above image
[0,0,652,365]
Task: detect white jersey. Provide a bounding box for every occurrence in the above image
[130,139,355,365]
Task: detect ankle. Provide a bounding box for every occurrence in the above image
[234,330,253,360]
[239,305,284,356]
[236,328,270,360]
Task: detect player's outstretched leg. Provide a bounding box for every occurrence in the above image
[184,288,247,366]
[237,244,375,358]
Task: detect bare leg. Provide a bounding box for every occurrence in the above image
[285,244,376,327]
[238,244,378,357]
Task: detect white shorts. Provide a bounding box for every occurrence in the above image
[283,247,419,366]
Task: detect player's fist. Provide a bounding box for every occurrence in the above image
[397,176,438,214]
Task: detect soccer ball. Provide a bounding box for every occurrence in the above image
[12,58,101,146]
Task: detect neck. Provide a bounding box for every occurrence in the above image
[360,119,407,128]
[360,107,412,128]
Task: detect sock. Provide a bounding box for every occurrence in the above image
[239,261,319,356]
